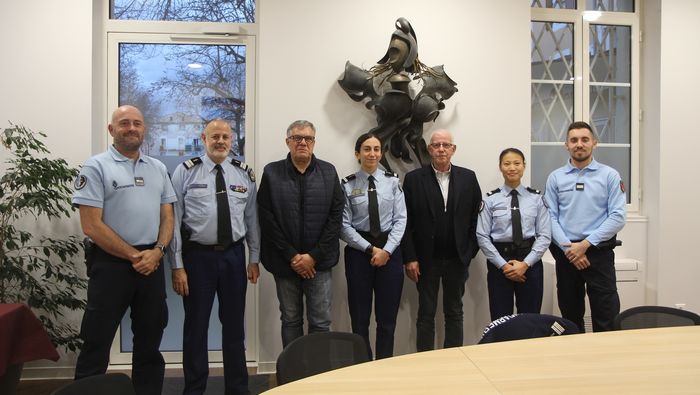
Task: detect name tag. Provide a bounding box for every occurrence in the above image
[188,183,207,189]
[575,182,584,191]
[134,177,145,187]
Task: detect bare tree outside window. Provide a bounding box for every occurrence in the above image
[112,0,255,23]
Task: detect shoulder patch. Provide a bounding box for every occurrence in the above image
[342,174,356,184]
[74,175,87,190]
[486,188,501,197]
[526,186,541,194]
[384,170,399,178]
[232,159,255,182]
[183,157,202,170]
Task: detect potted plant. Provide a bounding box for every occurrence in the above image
[0,123,87,353]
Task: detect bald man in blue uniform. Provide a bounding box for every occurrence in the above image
[73,105,176,395]
[168,119,259,395]
[545,121,626,332]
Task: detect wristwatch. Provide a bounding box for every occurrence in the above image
[365,244,374,254]
[155,244,166,256]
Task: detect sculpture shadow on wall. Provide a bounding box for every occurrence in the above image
[338,17,458,178]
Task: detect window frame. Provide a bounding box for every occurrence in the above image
[531,5,640,212]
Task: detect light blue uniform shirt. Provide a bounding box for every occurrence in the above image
[167,155,260,269]
[544,158,626,250]
[340,169,407,254]
[477,184,551,268]
[72,145,177,246]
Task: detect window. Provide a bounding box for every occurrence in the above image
[101,0,258,365]
[531,2,639,208]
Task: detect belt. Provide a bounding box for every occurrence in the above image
[93,243,156,263]
[572,236,620,250]
[357,230,389,249]
[492,237,535,255]
[187,238,243,252]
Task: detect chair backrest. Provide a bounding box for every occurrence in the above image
[478,313,580,344]
[50,373,135,395]
[613,306,700,330]
[276,331,370,385]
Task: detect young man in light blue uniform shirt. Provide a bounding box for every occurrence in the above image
[545,121,626,332]
[167,119,259,395]
[73,105,176,395]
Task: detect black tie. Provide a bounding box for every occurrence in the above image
[215,164,232,247]
[368,175,381,238]
[510,189,523,245]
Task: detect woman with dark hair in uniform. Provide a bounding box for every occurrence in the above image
[476,148,551,320]
[340,133,407,359]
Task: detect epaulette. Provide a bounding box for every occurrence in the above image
[232,159,255,182]
[384,171,399,178]
[526,186,541,194]
[341,174,356,184]
[183,157,202,170]
[486,188,501,197]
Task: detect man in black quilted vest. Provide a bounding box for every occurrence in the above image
[257,120,345,347]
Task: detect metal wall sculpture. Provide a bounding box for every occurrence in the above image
[338,17,458,176]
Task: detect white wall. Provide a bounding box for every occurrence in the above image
[652,0,700,311]
[3,0,696,379]
[0,0,93,378]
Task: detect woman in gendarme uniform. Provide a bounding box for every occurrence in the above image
[476,148,551,321]
[340,132,406,360]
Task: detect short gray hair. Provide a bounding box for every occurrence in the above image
[286,120,316,137]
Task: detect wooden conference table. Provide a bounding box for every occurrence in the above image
[264,326,700,394]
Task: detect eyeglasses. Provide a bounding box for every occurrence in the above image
[429,142,454,149]
[287,135,316,144]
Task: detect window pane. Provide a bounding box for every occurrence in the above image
[119,43,247,175]
[590,25,631,83]
[532,22,574,81]
[532,83,574,142]
[589,85,630,144]
[532,145,630,203]
[586,0,634,12]
[531,0,576,9]
[111,0,255,23]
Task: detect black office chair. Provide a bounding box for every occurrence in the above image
[50,373,135,395]
[276,331,370,385]
[613,305,700,330]
[478,313,580,344]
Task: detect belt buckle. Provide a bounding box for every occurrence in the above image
[214,245,226,251]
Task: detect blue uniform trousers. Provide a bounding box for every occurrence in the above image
[75,246,167,395]
[182,243,248,395]
[486,259,543,321]
[550,243,620,332]
[344,246,403,360]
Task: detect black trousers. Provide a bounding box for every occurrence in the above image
[182,243,248,395]
[550,244,620,332]
[415,258,469,351]
[344,246,403,360]
[75,246,167,395]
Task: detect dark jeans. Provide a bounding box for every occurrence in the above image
[75,247,167,395]
[344,246,403,360]
[550,244,620,332]
[182,243,248,395]
[487,260,543,321]
[274,270,332,348]
[416,258,469,351]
